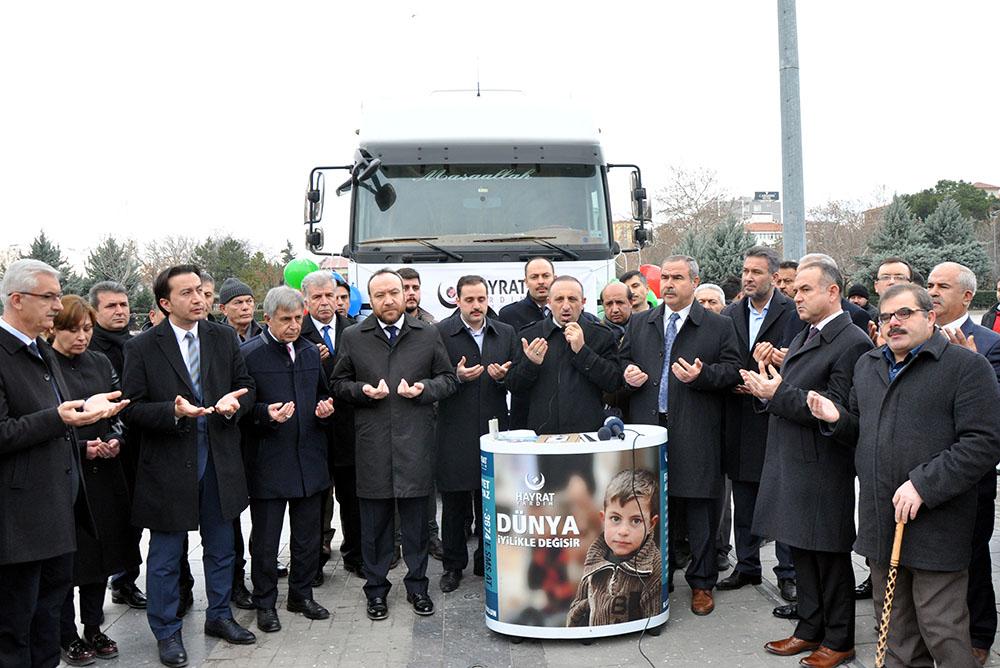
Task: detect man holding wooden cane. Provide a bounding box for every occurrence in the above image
[808,283,1000,667]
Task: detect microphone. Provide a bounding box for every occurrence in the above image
[603,415,626,440]
[596,426,613,441]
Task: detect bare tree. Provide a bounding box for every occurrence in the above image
[805,198,878,279]
[141,235,197,283]
[654,166,733,237]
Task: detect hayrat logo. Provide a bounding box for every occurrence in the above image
[437,283,458,309]
[524,472,545,491]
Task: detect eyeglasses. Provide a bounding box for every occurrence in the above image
[876,274,910,283]
[9,291,63,302]
[877,307,926,324]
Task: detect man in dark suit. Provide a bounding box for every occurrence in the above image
[742,262,873,667]
[506,275,621,434]
[719,247,799,600]
[928,261,1000,665]
[87,280,150,610]
[0,259,126,668]
[331,268,458,621]
[299,270,363,582]
[123,264,257,667]
[979,278,1000,333]
[241,286,335,633]
[499,257,555,429]
[809,283,1000,668]
[620,255,742,616]
[435,275,517,593]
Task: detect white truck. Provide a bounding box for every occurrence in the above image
[303,92,651,320]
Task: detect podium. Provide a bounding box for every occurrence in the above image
[480,424,668,639]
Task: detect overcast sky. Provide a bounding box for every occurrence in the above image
[3,1,997,267]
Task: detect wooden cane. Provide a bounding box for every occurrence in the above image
[874,521,906,668]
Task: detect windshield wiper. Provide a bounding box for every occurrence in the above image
[473,235,580,261]
[358,237,463,262]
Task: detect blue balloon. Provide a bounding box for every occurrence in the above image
[329,270,345,284]
[348,284,363,317]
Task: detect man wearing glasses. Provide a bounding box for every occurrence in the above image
[808,283,1000,668]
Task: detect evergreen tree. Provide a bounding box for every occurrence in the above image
[84,236,143,291]
[855,196,923,284]
[20,230,84,294]
[913,197,991,280]
[191,236,252,283]
[697,218,758,284]
[280,240,296,265]
[672,230,706,265]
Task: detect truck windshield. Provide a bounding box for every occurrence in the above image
[353,163,610,251]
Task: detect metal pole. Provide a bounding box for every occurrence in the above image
[777,0,806,259]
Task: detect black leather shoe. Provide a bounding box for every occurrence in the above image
[428,535,444,561]
[287,597,330,620]
[110,583,148,609]
[256,608,281,633]
[204,617,256,645]
[61,638,96,666]
[717,571,762,590]
[716,551,731,572]
[367,597,388,621]
[177,587,194,618]
[854,576,873,600]
[84,631,118,660]
[406,592,435,616]
[440,569,462,593]
[231,582,254,610]
[772,603,800,619]
[343,560,365,579]
[276,560,289,578]
[389,546,402,570]
[778,577,797,602]
[311,572,325,588]
[157,632,188,667]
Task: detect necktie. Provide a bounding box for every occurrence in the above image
[658,313,680,413]
[321,324,334,355]
[386,324,399,344]
[184,331,202,400]
[287,342,296,362]
[805,326,820,343]
[542,306,552,319]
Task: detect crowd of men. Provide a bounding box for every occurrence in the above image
[1,248,999,668]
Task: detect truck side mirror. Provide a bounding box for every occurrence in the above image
[630,170,648,222]
[305,172,325,224]
[305,226,324,252]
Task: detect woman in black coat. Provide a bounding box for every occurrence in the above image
[52,296,140,664]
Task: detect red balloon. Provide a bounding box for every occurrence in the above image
[639,264,661,298]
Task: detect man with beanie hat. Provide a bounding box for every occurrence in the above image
[219,278,262,343]
[847,284,878,322]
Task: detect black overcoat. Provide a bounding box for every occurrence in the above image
[620,301,741,498]
[54,349,141,583]
[331,314,458,499]
[721,290,798,482]
[122,319,256,532]
[435,313,517,492]
[301,313,356,469]
[826,334,1000,571]
[751,313,873,552]
[506,317,621,434]
[240,331,331,500]
[0,329,92,565]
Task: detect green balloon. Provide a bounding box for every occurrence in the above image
[283,258,320,290]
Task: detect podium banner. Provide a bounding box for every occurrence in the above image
[481,425,668,639]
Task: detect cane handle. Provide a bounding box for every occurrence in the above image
[889,521,905,567]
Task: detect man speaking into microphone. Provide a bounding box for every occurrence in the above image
[507,275,621,434]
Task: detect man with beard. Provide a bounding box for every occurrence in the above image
[776,261,799,299]
[719,247,799,602]
[331,269,458,620]
[397,268,436,324]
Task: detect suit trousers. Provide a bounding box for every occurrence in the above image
[250,492,322,609]
[731,480,795,579]
[359,496,429,600]
[332,465,362,567]
[871,562,978,668]
[667,496,720,590]
[0,551,73,668]
[716,477,733,554]
[791,546,855,651]
[146,456,235,640]
[321,486,337,552]
[233,514,248,586]
[441,490,484,573]
[968,485,997,650]
[59,581,107,646]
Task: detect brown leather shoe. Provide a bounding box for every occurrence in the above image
[798,646,855,667]
[690,588,714,616]
[972,646,988,666]
[764,636,821,656]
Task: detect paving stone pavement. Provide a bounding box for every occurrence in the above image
[79,488,1000,668]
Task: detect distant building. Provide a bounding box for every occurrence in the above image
[738,193,782,246]
[973,182,1000,198]
[745,218,783,246]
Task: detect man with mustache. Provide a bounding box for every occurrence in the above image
[809,283,1000,668]
[507,275,621,434]
[434,275,517,593]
